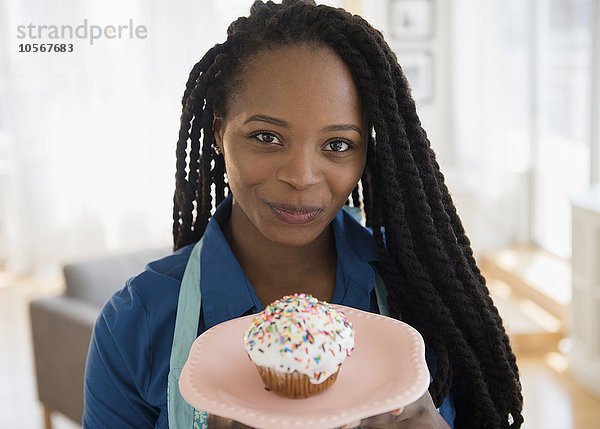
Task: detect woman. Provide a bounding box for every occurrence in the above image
[84,1,523,428]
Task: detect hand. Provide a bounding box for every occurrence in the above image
[341,391,450,429]
[206,414,254,428]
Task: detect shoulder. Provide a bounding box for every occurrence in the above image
[85,245,199,426]
[142,242,196,287]
[95,242,196,342]
[88,242,198,400]
[120,242,195,308]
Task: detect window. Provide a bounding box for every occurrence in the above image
[532,0,595,258]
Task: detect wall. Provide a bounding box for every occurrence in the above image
[359,0,454,168]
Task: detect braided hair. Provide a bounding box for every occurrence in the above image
[172,1,523,427]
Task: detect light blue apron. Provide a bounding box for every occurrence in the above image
[167,236,391,428]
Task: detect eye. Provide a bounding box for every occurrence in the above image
[324,140,352,152]
[253,132,282,144]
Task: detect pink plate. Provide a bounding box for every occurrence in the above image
[179,304,430,429]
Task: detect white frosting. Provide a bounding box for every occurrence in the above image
[243,294,354,384]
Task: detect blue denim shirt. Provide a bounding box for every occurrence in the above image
[83,196,455,428]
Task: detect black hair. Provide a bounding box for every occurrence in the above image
[172,1,523,427]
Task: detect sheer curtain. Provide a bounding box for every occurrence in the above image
[0,0,256,273]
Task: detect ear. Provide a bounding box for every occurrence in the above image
[213,113,224,154]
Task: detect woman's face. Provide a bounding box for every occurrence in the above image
[213,44,367,247]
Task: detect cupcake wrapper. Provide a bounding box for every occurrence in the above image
[256,366,341,399]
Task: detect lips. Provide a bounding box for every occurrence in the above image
[266,201,324,225]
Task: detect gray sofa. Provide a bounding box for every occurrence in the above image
[29,247,171,429]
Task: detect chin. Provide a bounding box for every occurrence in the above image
[263,225,325,248]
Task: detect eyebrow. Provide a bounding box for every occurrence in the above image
[244,114,362,136]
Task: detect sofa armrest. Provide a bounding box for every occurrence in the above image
[29,295,100,424]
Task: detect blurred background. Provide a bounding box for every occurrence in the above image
[1,0,599,428]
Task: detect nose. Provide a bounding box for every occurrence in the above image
[276,144,321,190]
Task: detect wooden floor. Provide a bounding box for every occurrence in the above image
[1,269,599,429]
[517,352,600,429]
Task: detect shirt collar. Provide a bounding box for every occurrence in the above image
[199,195,380,330]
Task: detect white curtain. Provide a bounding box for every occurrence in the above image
[0,0,257,273]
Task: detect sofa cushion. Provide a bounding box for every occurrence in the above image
[63,247,171,307]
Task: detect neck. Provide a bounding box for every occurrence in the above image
[222,199,337,305]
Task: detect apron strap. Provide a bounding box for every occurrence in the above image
[168,237,204,429]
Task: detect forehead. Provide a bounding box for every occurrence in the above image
[225,44,363,126]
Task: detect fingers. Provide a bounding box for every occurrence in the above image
[341,407,405,429]
[390,407,404,416]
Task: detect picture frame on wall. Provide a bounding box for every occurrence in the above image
[395,50,434,104]
[389,0,434,40]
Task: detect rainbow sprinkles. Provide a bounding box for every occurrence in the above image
[243,293,355,384]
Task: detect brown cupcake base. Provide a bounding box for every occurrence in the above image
[256,366,341,399]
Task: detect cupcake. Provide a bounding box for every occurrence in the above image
[243,293,354,399]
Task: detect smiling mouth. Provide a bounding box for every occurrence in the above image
[266,201,324,225]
